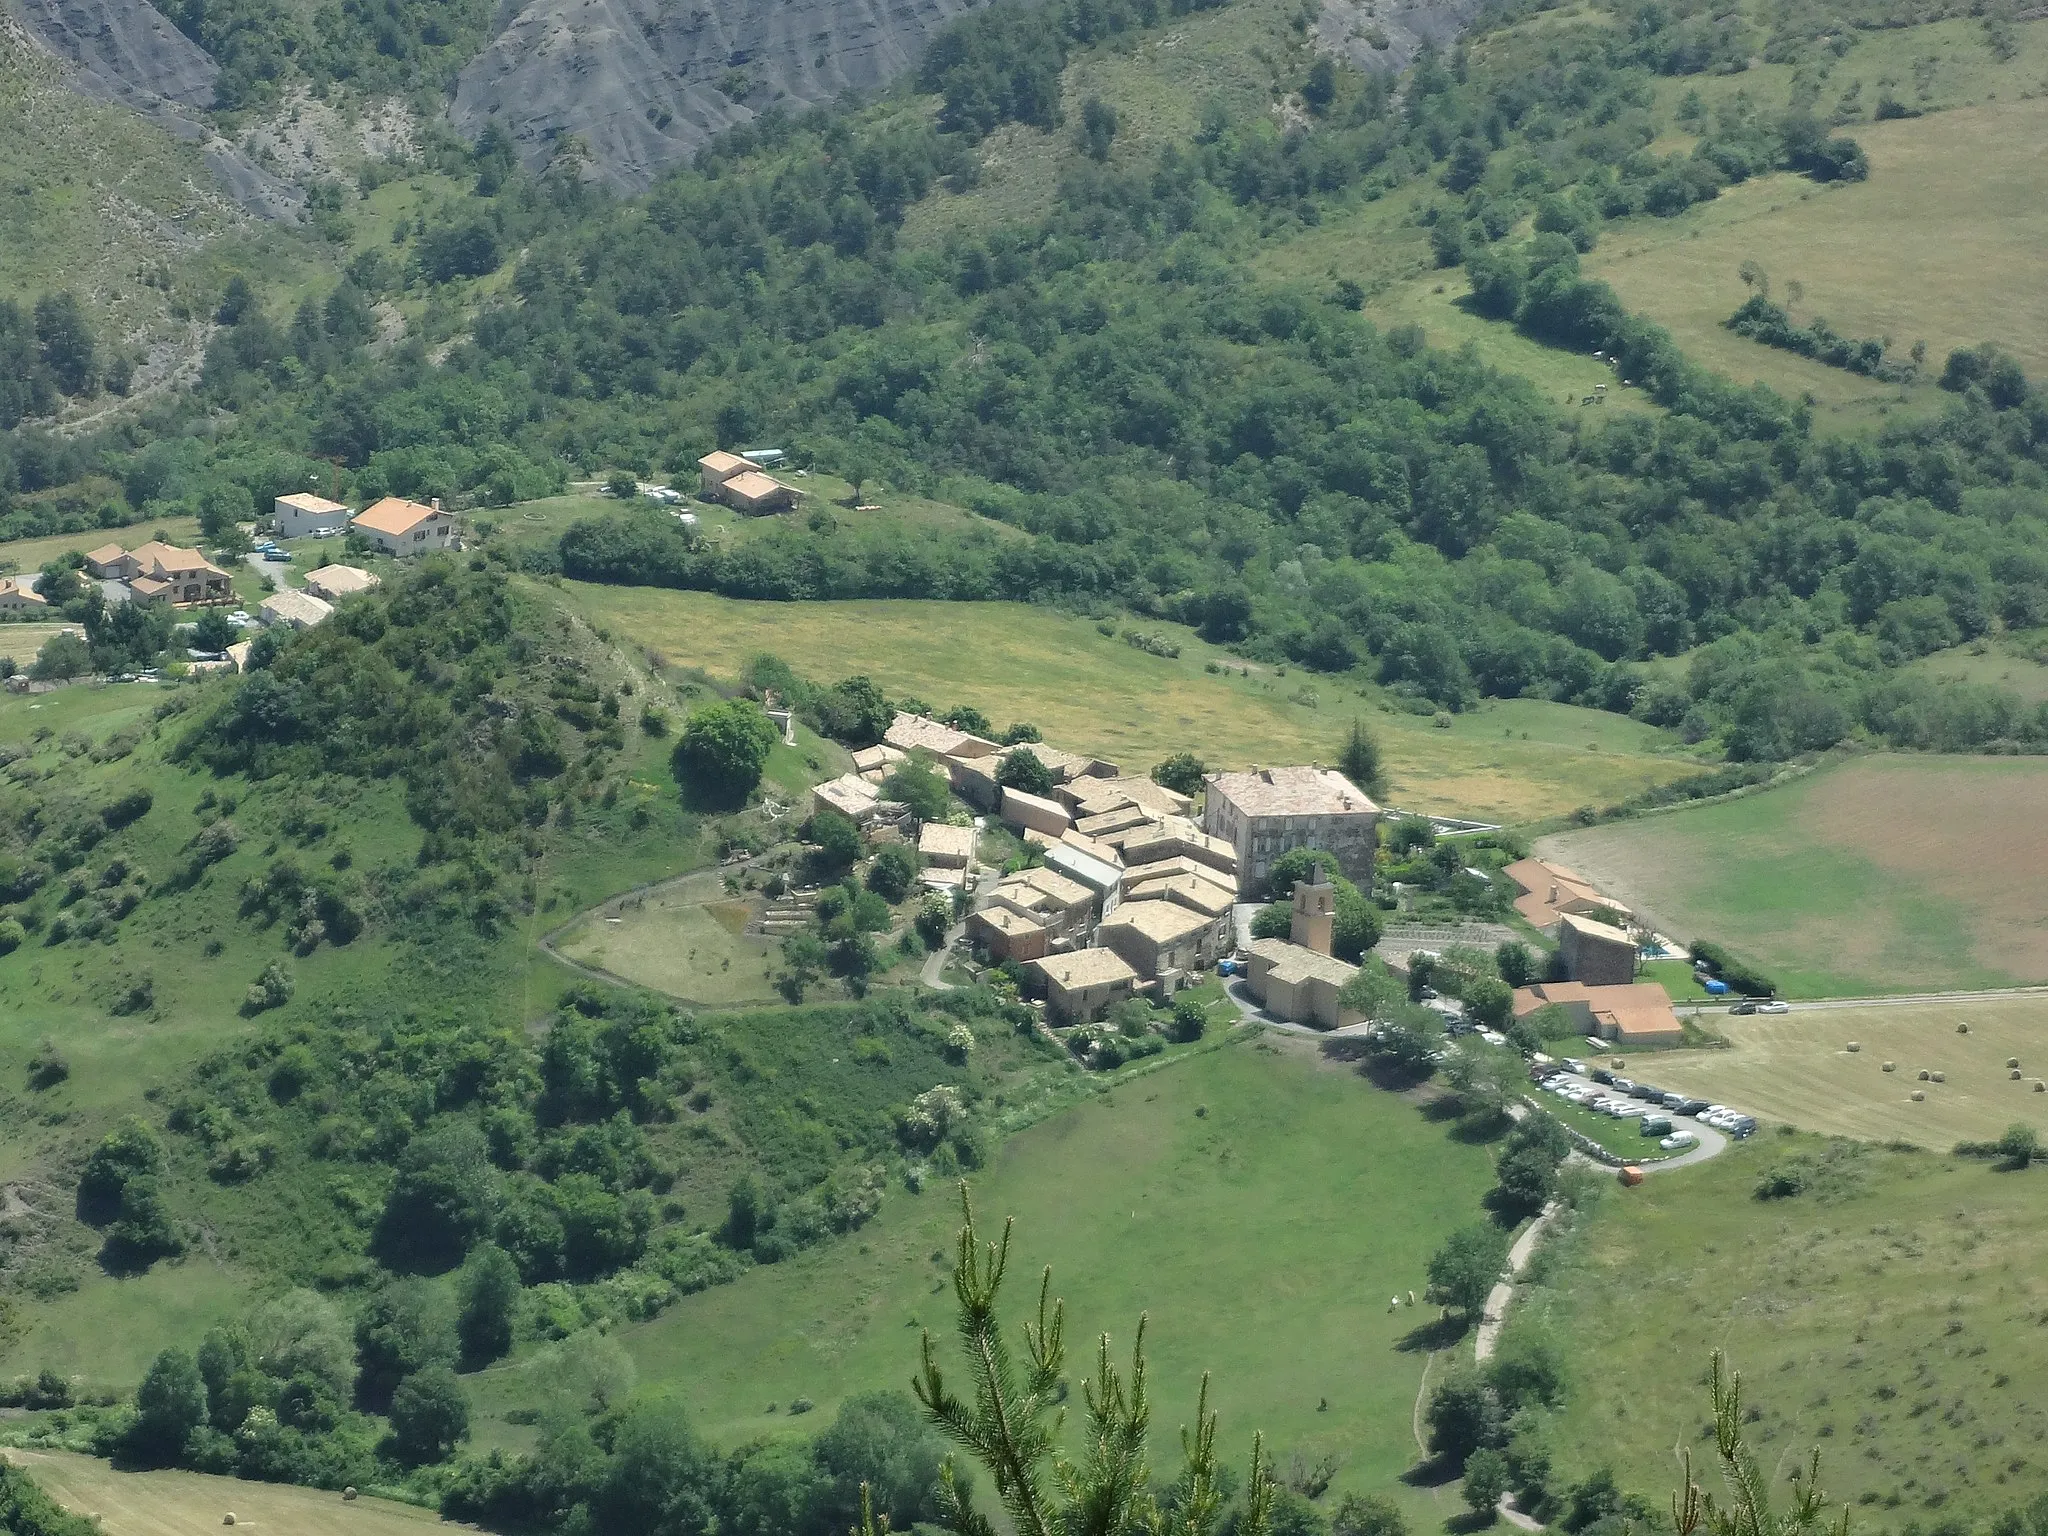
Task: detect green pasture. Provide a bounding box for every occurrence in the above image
[1540,756,2048,997]
[564,583,1702,824]
[1519,1135,2048,1522]
[470,1036,1501,1521]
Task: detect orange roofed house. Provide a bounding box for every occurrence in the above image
[1503,857,1628,933]
[354,497,456,556]
[1512,981,1683,1046]
[85,542,233,605]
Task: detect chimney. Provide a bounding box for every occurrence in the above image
[1549,883,1558,903]
[431,497,442,512]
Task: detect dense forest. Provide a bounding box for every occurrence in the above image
[3,0,2046,767]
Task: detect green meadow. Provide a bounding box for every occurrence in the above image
[470,1036,1501,1522]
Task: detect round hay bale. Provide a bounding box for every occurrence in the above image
[1910,1090,1926,1102]
[1882,1061,1896,1072]
[1846,1042,1861,1052]
[342,1489,358,1502]
[1958,1022,1970,1034]
[2035,1080,2046,1093]
[2009,1058,2021,1069]
[1917,1069,1931,1081]
[224,1516,237,1527]
[2012,1069,2023,1080]
[1932,1071,1946,1083]
[1612,1058,1625,1070]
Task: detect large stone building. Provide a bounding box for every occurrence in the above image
[1557,910,1638,985]
[1096,899,1226,988]
[1240,880,1363,1031]
[1202,765,1379,896]
[1512,981,1681,1046]
[1030,948,1138,1024]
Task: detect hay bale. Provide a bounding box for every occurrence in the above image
[1882,1061,1896,1072]
[2012,1069,2023,1080]
[342,1489,358,1503]
[1958,1022,1970,1034]
[1931,1071,1946,1083]
[2009,1058,2021,1069]
[1917,1069,1930,1081]
[223,1517,237,1527]
[2035,1080,2046,1093]
[1846,1042,1861,1052]
[1910,1091,1926,1102]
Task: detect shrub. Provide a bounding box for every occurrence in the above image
[25,1038,68,1089]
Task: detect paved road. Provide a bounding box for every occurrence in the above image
[920,924,967,989]
[1759,986,2048,1013]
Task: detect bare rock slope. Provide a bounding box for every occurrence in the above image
[8,0,302,218]
[1316,0,1489,78]
[452,0,980,192]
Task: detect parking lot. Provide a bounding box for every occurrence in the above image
[1534,1059,1743,1162]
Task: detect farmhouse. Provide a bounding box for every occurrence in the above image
[121,543,234,606]
[884,712,1000,760]
[1558,910,1639,985]
[1097,899,1226,986]
[1043,841,1123,909]
[720,471,798,515]
[302,564,380,600]
[272,492,352,539]
[979,867,1095,947]
[697,451,751,496]
[1029,948,1138,1025]
[969,904,1054,963]
[354,497,456,555]
[1060,776,1192,820]
[1202,765,1378,895]
[0,577,49,612]
[1503,857,1628,932]
[259,588,334,630]
[1512,981,1682,1046]
[917,822,975,870]
[812,773,882,825]
[84,544,137,580]
[1001,787,1073,839]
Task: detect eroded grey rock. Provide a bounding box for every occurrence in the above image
[451,0,981,192]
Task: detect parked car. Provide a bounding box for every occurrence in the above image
[1630,1083,1662,1101]
[1660,1131,1698,1151]
[1758,1000,1791,1014]
[1610,1077,1637,1094]
[1660,1092,1688,1110]
[1590,1068,1615,1085]
[1729,1000,1758,1015]
[1562,1058,1586,1074]
[1675,1098,1710,1115]
[1640,1114,1674,1136]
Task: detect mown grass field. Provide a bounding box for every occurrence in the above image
[1644,995,2048,1147]
[565,584,1702,823]
[470,1037,1498,1519]
[1588,97,2048,404]
[1520,1135,2048,1522]
[5,1448,441,1536]
[551,869,784,1007]
[1907,636,2048,706]
[1540,756,2048,996]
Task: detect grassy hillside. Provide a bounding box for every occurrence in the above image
[1516,1135,2048,1524]
[568,584,1706,823]
[469,1036,1501,1521]
[1538,756,2048,995]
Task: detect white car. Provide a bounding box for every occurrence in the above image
[1758,1001,1791,1014]
[1660,1131,1698,1151]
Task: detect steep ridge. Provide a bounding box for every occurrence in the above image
[451,0,980,191]
[1315,0,1491,76]
[7,0,303,218]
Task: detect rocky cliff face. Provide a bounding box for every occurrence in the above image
[450,0,981,192]
[1314,0,1489,78]
[9,0,303,218]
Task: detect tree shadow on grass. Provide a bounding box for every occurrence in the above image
[1395,1313,1470,1354]
[1444,1509,1500,1534]
[1403,1453,1461,1489]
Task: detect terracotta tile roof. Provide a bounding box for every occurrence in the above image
[260,589,334,627]
[1101,901,1210,943]
[1206,765,1378,817]
[303,564,379,598]
[84,543,129,566]
[354,498,442,538]
[723,470,789,501]
[1032,948,1138,990]
[918,823,976,863]
[698,451,750,476]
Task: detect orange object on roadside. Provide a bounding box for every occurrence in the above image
[1617,1165,1645,1187]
